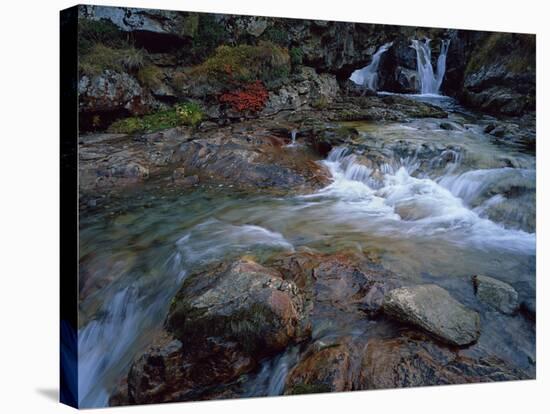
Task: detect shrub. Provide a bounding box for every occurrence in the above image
[290,47,304,66]
[190,14,228,61]
[79,43,146,76]
[137,64,164,88]
[108,103,204,134]
[262,25,288,46]
[219,81,269,113]
[175,102,204,128]
[193,41,290,84]
[78,18,126,54]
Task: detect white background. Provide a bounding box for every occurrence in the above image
[0,0,547,412]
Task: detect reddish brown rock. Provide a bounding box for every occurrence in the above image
[360,332,527,390]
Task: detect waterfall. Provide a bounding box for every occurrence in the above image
[349,42,393,91]
[410,39,450,95]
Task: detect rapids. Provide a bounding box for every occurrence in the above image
[78,95,535,407]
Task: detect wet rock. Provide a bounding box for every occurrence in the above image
[520,298,536,321]
[473,275,519,315]
[110,332,254,405]
[173,128,331,193]
[440,121,462,131]
[312,255,399,316]
[285,340,356,394]
[360,332,528,389]
[394,66,418,93]
[166,259,311,354]
[270,250,400,318]
[382,284,480,346]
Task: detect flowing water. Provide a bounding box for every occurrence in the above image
[349,42,393,91]
[78,95,535,407]
[411,39,450,94]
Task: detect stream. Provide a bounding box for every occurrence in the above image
[78,95,536,407]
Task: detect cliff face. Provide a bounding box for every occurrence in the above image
[76,5,535,132]
[460,32,536,115]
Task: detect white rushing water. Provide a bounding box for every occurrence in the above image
[77,101,535,407]
[349,42,393,91]
[411,39,450,95]
[78,220,294,407]
[312,146,535,254]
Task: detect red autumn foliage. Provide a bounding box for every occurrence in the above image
[219,81,269,113]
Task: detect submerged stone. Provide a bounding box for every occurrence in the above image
[473,275,519,315]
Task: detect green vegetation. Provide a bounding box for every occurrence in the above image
[78,18,147,76]
[262,25,288,46]
[466,33,536,75]
[175,102,204,128]
[193,41,290,84]
[79,42,146,76]
[289,47,304,67]
[78,18,127,54]
[136,64,164,88]
[189,14,228,61]
[108,103,204,134]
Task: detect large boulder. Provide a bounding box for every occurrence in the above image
[262,66,340,115]
[166,259,311,354]
[382,284,481,346]
[360,332,528,389]
[472,275,519,315]
[78,70,156,116]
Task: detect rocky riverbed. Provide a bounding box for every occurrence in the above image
[77,93,535,407]
[74,5,536,409]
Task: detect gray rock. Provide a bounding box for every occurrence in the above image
[473,275,519,315]
[78,70,155,116]
[166,259,311,353]
[80,5,184,36]
[382,284,480,346]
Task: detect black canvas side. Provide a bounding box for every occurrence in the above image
[60,4,79,409]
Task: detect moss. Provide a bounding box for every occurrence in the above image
[288,383,331,395]
[107,102,204,134]
[79,43,146,76]
[289,47,304,67]
[192,41,290,84]
[137,64,164,88]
